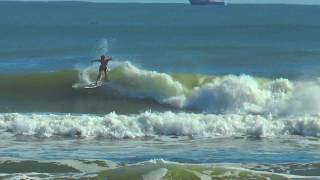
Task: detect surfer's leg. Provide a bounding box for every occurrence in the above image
[96,72,101,84]
[104,69,107,81]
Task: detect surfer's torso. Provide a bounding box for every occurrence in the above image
[99,59,110,71]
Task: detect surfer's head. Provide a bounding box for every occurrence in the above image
[100,55,105,59]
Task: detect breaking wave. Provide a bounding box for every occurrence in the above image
[1,112,320,139]
[2,60,320,116]
[75,61,320,116]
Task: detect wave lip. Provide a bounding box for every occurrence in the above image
[108,62,186,100]
[1,112,320,139]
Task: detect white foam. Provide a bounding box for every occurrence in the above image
[186,75,269,114]
[73,64,98,88]
[108,62,186,101]
[1,112,320,139]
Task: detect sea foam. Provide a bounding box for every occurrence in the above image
[1,112,320,139]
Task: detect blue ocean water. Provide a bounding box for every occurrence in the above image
[1,2,320,77]
[1,2,320,179]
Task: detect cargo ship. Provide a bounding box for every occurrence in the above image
[189,0,226,5]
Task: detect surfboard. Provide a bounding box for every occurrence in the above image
[83,82,104,89]
[72,81,109,89]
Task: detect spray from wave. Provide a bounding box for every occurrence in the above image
[96,39,109,57]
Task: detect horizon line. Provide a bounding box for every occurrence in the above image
[1,0,320,6]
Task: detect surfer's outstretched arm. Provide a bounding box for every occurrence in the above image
[91,59,100,63]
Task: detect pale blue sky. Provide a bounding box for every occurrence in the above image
[6,0,320,5]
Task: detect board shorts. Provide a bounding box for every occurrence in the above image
[99,65,107,72]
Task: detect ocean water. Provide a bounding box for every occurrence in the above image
[1,2,320,179]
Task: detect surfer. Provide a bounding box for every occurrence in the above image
[91,55,112,84]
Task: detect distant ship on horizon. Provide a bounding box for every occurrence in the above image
[189,0,226,5]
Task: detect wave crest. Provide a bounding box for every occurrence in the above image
[1,112,320,139]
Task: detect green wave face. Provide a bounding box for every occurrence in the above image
[0,64,218,114]
[0,62,310,115]
[3,160,317,179]
[97,162,288,180]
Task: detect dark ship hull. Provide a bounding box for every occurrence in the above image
[189,0,225,5]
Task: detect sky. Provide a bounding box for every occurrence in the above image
[5,0,320,5]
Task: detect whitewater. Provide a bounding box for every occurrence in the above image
[1,111,320,139]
